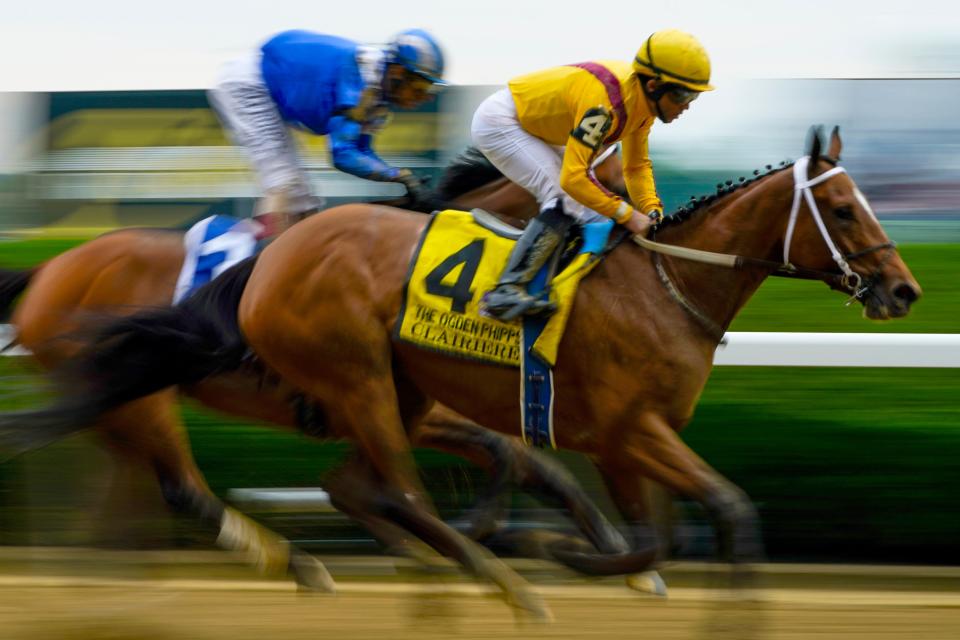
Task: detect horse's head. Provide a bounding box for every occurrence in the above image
[782,126,921,319]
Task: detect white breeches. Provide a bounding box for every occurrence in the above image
[207,54,316,212]
[470,88,605,223]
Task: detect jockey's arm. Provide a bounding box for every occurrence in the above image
[327,114,401,181]
[620,128,663,216]
[559,125,635,223]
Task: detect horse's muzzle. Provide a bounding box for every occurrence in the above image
[864,279,921,320]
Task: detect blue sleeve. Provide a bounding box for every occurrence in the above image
[335,63,363,112]
[328,115,400,181]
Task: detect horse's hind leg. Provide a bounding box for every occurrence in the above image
[95,391,334,592]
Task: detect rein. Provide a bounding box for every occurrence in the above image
[630,155,895,338]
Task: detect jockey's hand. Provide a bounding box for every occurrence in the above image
[622,209,662,237]
[622,210,654,237]
[395,169,436,212]
[396,168,423,194]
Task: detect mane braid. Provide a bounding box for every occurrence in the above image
[657,160,795,230]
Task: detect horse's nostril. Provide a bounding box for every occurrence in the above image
[893,283,920,305]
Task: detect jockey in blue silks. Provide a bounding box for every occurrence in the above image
[209,28,446,238]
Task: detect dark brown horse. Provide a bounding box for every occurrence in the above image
[0,148,638,595]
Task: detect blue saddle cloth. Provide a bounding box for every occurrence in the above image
[173,215,260,304]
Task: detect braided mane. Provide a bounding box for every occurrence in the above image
[657,160,795,230]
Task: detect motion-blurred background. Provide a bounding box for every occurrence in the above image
[0,1,957,566]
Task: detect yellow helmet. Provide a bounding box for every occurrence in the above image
[633,29,714,92]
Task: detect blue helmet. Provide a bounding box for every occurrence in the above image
[388,28,446,85]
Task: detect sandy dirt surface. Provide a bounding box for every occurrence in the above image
[0,572,958,640]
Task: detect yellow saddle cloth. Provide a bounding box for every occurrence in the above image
[395,209,606,367]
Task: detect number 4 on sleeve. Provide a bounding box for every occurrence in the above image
[571,106,612,150]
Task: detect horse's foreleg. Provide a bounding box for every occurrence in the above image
[96,392,335,593]
[601,412,763,584]
[414,410,678,581]
[323,451,450,569]
[414,413,627,552]
[309,374,550,621]
[325,457,552,620]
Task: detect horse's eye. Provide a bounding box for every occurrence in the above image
[834,205,855,221]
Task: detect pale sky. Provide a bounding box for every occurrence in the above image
[2,0,959,91]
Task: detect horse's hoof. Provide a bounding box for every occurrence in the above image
[626,570,668,597]
[510,587,553,623]
[290,552,337,594]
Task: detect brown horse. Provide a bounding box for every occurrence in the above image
[0,130,920,614]
[240,126,921,597]
[0,126,921,617]
[0,148,637,593]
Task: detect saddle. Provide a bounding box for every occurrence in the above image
[396,208,619,447]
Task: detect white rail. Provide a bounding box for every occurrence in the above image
[2,325,959,367]
[715,332,960,368]
[226,487,335,512]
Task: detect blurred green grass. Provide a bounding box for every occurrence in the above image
[0,237,87,269]
[685,367,960,562]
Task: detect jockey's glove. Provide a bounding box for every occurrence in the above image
[395,169,437,212]
[395,168,424,193]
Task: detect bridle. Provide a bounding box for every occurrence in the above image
[782,156,895,300]
[632,155,897,341]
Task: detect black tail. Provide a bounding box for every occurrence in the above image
[0,268,34,324]
[0,257,257,459]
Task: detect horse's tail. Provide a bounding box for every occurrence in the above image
[0,268,35,323]
[0,257,257,459]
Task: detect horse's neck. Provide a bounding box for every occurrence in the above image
[642,172,795,336]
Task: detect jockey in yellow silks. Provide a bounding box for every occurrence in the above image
[473,29,714,321]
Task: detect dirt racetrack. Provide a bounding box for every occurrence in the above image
[0,552,958,639]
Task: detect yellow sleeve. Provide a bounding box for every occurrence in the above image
[621,127,662,214]
[558,95,633,222]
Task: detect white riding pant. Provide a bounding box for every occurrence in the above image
[207,54,318,213]
[470,88,605,223]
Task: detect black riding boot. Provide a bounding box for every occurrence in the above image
[482,203,574,321]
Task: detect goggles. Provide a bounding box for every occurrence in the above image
[664,85,700,105]
[406,70,445,95]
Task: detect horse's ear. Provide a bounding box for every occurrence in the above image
[805,125,824,178]
[827,125,842,161]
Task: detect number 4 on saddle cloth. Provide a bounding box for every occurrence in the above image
[396,209,615,447]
